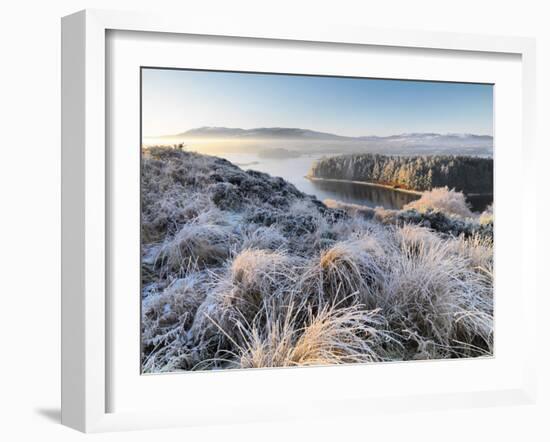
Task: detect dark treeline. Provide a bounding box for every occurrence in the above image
[308,154,493,194]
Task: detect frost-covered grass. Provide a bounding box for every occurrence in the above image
[141,147,493,372]
[235,301,392,368]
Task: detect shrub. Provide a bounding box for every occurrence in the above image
[404,186,474,218]
[479,204,494,225]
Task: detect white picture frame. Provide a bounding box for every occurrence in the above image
[61,9,537,433]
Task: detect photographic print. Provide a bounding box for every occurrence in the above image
[141,68,493,373]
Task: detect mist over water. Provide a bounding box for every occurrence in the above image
[142,138,493,212]
[220,152,491,212]
[203,152,421,211]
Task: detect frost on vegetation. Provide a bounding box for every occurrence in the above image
[309,153,493,194]
[404,186,474,218]
[141,147,494,372]
[325,188,493,239]
[479,204,494,225]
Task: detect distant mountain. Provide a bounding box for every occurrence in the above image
[181,127,248,138]
[170,126,491,145]
[356,133,493,149]
[174,127,351,140]
[155,127,493,156]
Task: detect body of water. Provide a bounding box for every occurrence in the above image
[197,151,491,212]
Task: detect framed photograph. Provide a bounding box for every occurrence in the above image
[61,9,537,432]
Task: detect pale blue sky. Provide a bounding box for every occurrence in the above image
[142,68,493,138]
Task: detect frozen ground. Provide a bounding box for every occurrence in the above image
[141,147,494,372]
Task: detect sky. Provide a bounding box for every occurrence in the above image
[142,68,493,138]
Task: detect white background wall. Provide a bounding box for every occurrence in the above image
[0,1,547,441]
